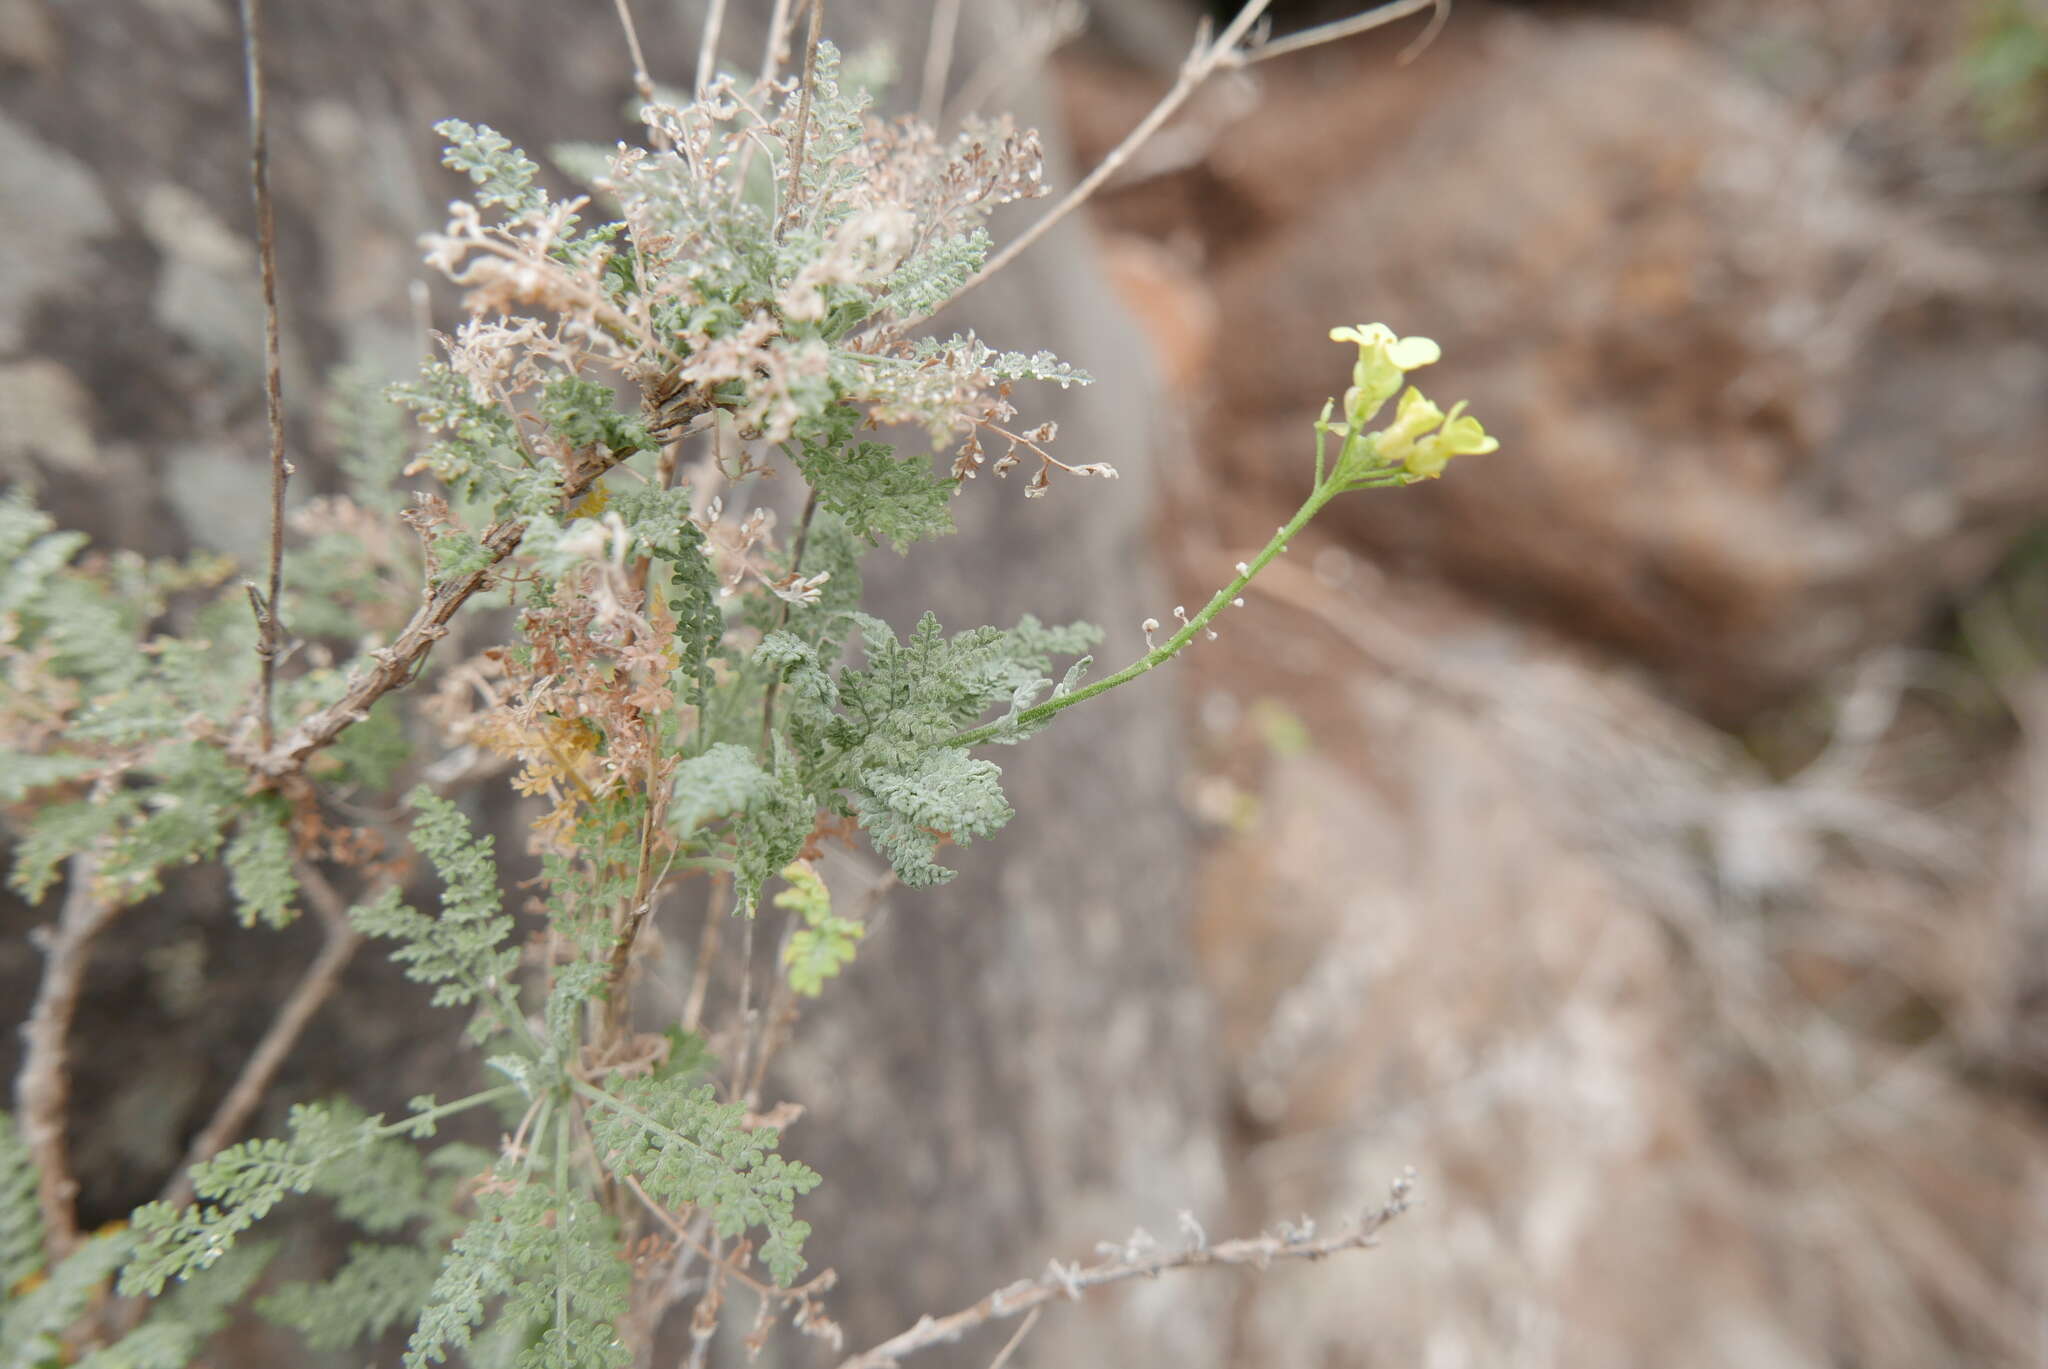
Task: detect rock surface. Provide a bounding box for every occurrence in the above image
[1065,5,2048,1366]
[1077,11,2048,721]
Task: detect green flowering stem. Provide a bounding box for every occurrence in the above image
[949,479,1343,750]
[950,321,1492,752]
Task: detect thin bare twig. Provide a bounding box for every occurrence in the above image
[1396,0,1452,64]
[1229,0,1444,67]
[941,1,1085,129]
[236,417,700,784]
[728,907,758,1099]
[685,1234,727,1369]
[984,1307,1040,1369]
[940,0,1443,316]
[603,755,670,1039]
[612,0,657,110]
[682,872,729,1035]
[15,858,119,1262]
[696,0,729,96]
[744,866,889,1107]
[238,0,289,753]
[778,0,827,237]
[760,0,796,86]
[155,864,366,1212]
[836,1176,1415,1368]
[741,924,801,1109]
[919,0,963,129]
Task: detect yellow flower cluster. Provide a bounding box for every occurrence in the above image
[1321,323,1498,482]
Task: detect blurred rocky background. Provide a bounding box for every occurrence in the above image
[3,0,2046,1365]
[1069,0,2048,1365]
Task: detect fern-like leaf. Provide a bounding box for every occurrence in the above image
[0,1113,43,1296]
[223,803,299,929]
[74,1242,270,1369]
[120,1103,380,1299]
[352,789,520,1041]
[1,1228,133,1369]
[406,1178,629,1369]
[260,1242,441,1353]
[584,1077,819,1285]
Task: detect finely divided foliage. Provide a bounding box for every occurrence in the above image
[0,29,1090,1360]
[2,5,1482,1363]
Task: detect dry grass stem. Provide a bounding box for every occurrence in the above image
[237,0,289,753]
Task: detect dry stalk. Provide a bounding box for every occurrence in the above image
[919,0,963,128]
[1231,0,1448,67]
[611,0,657,111]
[237,0,289,753]
[14,857,120,1261]
[235,420,699,784]
[835,1176,1414,1368]
[940,0,1444,317]
[727,905,759,1100]
[695,0,729,96]
[778,0,827,237]
[983,1307,1041,1369]
[759,0,796,86]
[603,757,673,1040]
[941,1,1085,130]
[681,871,729,1035]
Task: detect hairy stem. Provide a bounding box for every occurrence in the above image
[386,1084,526,1136]
[728,907,758,1098]
[950,478,1345,748]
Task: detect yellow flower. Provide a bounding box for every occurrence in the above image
[1402,402,1499,480]
[1371,386,1445,467]
[1328,323,1441,428]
